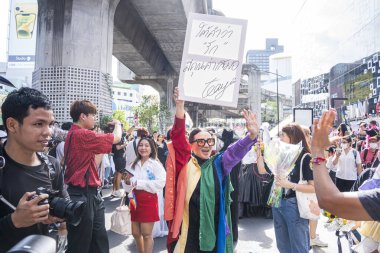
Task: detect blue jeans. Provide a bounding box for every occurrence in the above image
[104,166,111,183]
[272,197,310,253]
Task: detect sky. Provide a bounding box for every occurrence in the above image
[213,0,379,80]
[0,1,10,63]
[0,0,377,81]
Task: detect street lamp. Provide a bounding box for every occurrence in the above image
[252,67,284,136]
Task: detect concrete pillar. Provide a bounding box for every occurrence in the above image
[32,0,120,122]
[247,66,262,126]
[166,77,174,112]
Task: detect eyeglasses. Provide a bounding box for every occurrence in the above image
[191,138,215,147]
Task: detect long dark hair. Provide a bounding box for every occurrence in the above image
[131,137,158,169]
[282,123,311,154]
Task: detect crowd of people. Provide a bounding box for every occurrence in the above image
[0,86,380,253]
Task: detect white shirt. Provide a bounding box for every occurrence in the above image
[242,147,257,165]
[131,158,166,194]
[326,156,337,172]
[335,148,361,180]
[56,142,65,164]
[125,138,140,170]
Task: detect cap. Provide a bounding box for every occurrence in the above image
[326,146,336,153]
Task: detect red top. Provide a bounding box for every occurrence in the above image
[170,116,191,178]
[64,124,114,188]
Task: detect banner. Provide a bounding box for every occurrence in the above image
[178,13,247,108]
[7,0,38,69]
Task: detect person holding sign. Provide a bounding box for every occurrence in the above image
[164,87,259,253]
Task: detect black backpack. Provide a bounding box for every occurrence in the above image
[48,141,62,159]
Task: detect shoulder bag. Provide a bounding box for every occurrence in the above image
[296,153,320,220]
[110,195,132,235]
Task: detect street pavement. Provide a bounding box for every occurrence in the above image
[103,189,350,253]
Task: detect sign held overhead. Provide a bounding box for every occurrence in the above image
[178,13,247,108]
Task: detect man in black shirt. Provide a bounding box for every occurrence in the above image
[0,87,67,252]
[111,126,128,198]
[311,109,380,221]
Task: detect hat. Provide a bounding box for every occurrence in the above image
[326,146,336,153]
[366,129,379,141]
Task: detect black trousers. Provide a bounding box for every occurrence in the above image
[335,178,356,192]
[66,186,109,253]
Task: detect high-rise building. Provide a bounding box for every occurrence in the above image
[246,38,284,72]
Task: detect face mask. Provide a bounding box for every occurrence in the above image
[370,143,378,149]
[341,143,348,149]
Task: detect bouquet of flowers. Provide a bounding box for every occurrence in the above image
[264,139,302,207]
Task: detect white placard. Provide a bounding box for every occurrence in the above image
[293,108,314,128]
[178,13,247,107]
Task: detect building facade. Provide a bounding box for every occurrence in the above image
[296,73,329,118]
[246,38,284,72]
[111,82,141,123]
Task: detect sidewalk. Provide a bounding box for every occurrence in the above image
[103,188,351,253]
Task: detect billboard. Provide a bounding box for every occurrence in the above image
[7,0,38,69]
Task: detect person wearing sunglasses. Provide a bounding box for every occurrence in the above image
[164,87,259,253]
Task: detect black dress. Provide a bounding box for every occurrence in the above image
[157,141,168,168]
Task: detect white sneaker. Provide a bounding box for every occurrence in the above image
[111,189,124,198]
[311,236,328,247]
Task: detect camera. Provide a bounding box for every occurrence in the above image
[104,124,115,133]
[7,235,56,253]
[30,187,86,226]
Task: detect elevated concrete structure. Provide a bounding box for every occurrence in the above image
[33,0,210,122]
[114,0,209,116]
[33,0,119,122]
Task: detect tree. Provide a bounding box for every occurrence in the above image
[158,103,172,134]
[133,95,160,133]
[99,115,113,131]
[112,110,130,130]
[99,111,130,132]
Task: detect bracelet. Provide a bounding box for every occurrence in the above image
[312,157,326,165]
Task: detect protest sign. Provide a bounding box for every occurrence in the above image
[178,13,247,107]
[293,108,314,128]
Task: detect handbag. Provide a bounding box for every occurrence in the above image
[296,153,320,220]
[110,195,132,235]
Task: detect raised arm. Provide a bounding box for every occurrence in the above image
[171,87,191,174]
[222,110,258,175]
[311,109,372,220]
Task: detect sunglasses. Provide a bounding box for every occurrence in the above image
[191,138,215,147]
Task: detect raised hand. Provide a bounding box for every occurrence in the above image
[241,109,259,140]
[174,87,185,119]
[311,109,336,157]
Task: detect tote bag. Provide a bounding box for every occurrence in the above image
[296,153,320,220]
[110,196,132,235]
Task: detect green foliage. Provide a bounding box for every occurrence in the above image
[159,103,172,133]
[133,95,160,133]
[99,115,113,131]
[99,111,129,131]
[344,72,372,104]
[112,110,130,130]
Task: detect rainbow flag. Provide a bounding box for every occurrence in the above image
[129,191,137,210]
